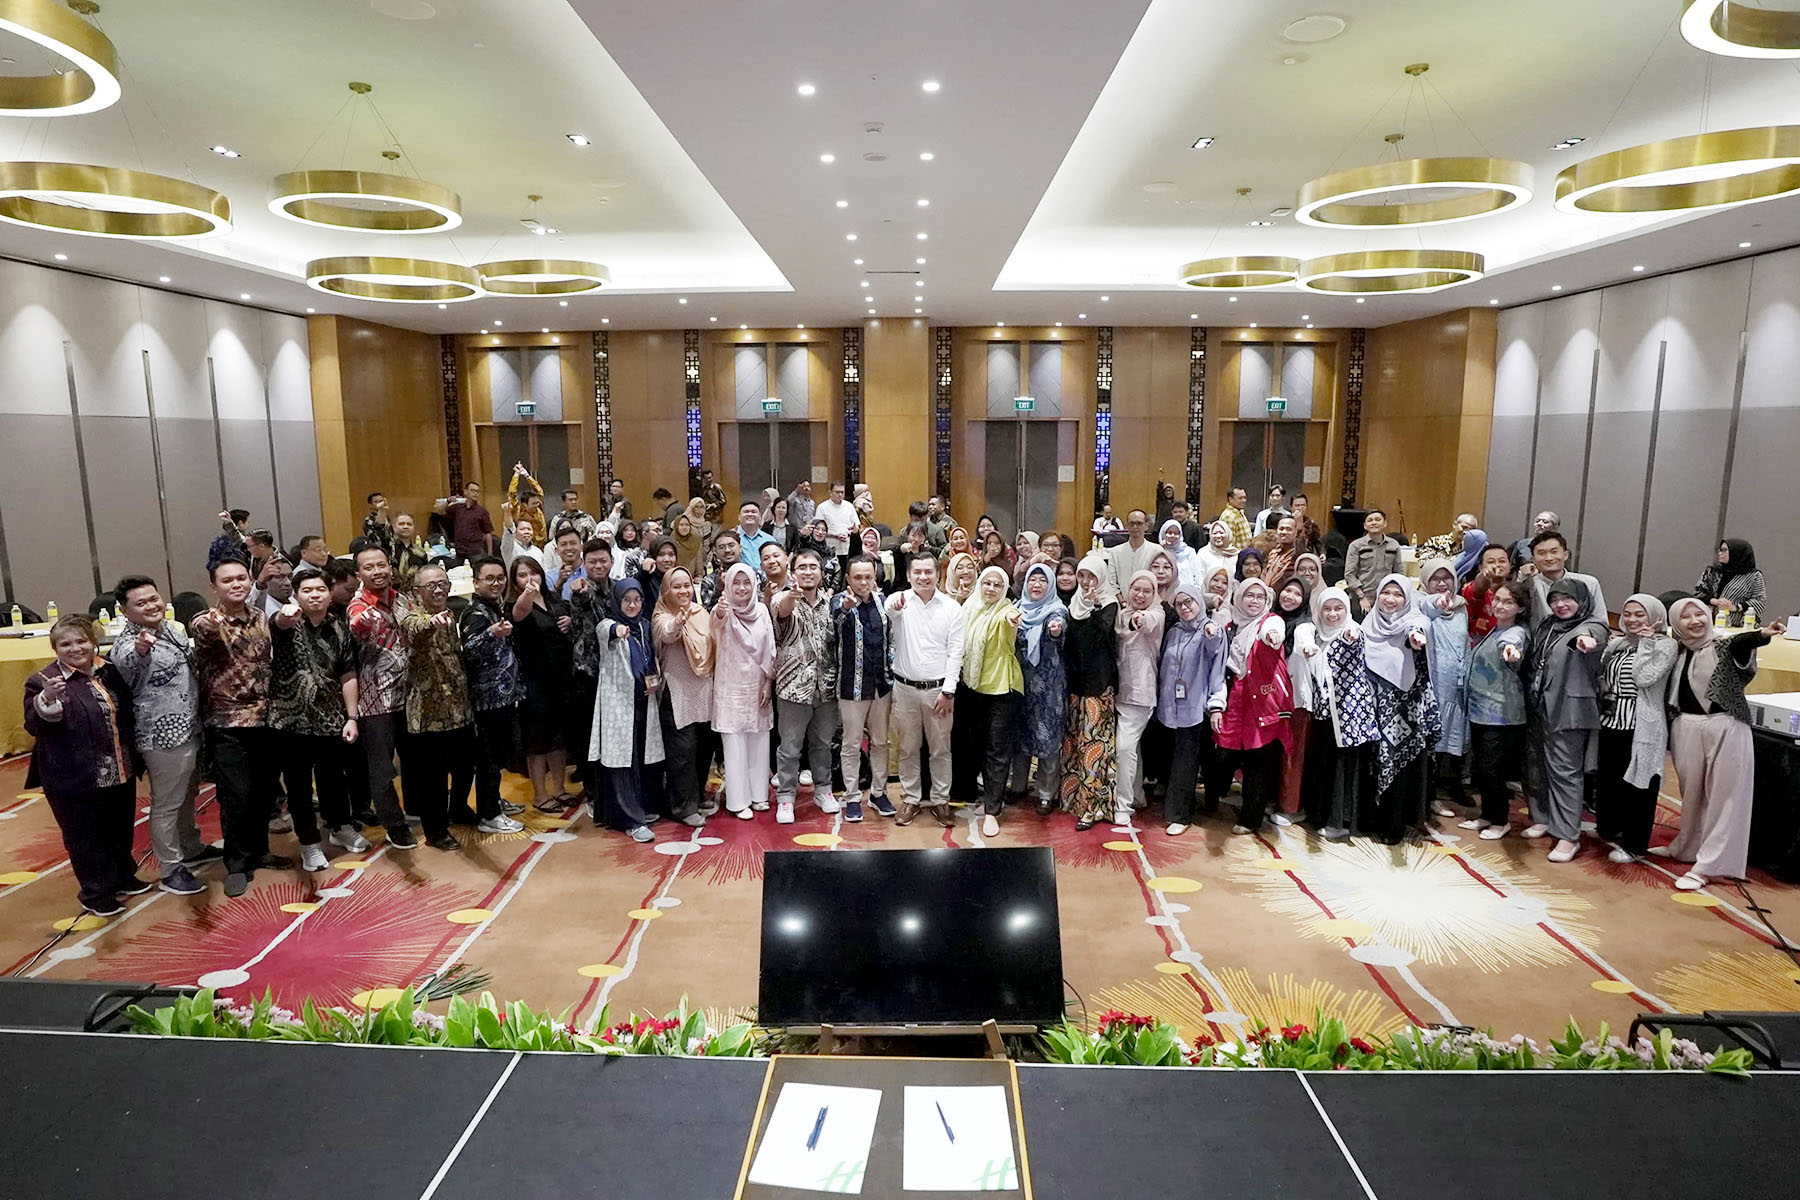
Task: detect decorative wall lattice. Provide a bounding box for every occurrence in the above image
[932,326,952,499]
[592,330,612,485]
[1340,327,1366,505]
[842,327,862,484]
[439,335,462,491]
[683,330,702,493]
[1185,327,1206,508]
[1093,326,1114,515]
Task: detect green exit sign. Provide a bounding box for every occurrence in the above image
[1266,397,1288,415]
[762,399,782,414]
[1014,396,1034,412]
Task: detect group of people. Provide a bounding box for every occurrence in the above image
[19,466,1783,916]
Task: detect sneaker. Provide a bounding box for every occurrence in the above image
[751,798,771,812]
[1479,824,1510,840]
[1430,802,1459,818]
[776,801,796,825]
[1457,817,1491,831]
[844,798,864,823]
[800,770,814,787]
[677,813,704,827]
[329,825,370,852]
[255,853,293,870]
[268,811,293,835]
[1231,825,1253,835]
[183,843,224,867]
[426,832,461,851]
[82,896,125,917]
[1674,871,1708,891]
[869,794,898,818]
[117,877,154,897]
[159,865,205,896]
[816,792,840,814]
[735,807,755,820]
[895,802,919,826]
[386,826,419,850]
[299,844,329,872]
[628,825,654,843]
[981,814,999,838]
[1320,826,1351,842]
[223,872,249,898]
[1520,823,1550,839]
[930,805,955,827]
[351,809,380,828]
[1113,809,1134,827]
[1547,839,1579,864]
[698,800,720,817]
[499,799,525,816]
[1271,812,1296,827]
[1606,847,1635,864]
[1165,823,1188,836]
[478,814,524,834]
[1647,845,1675,858]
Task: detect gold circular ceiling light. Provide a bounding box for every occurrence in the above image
[0,162,229,238]
[477,258,610,296]
[0,0,121,117]
[1680,1,1800,58]
[1178,256,1300,289]
[1554,126,1800,214]
[1296,250,1484,295]
[1296,156,1533,228]
[270,169,462,233]
[305,256,480,303]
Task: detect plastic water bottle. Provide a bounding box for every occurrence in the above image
[98,606,112,624]
[164,601,175,622]
[1713,606,1726,628]
[1745,606,1758,630]
[45,599,57,620]
[7,603,20,627]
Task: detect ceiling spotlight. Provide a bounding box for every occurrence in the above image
[541,327,550,332]
[240,292,250,300]
[919,151,935,161]
[798,324,805,329]
[836,199,848,208]
[796,83,816,96]
[740,324,747,329]
[709,316,717,322]
[438,303,447,310]
[210,145,241,158]
[159,275,170,283]
[1306,323,1314,328]
[1301,314,1310,319]
[1356,297,1366,303]
[1247,219,1275,227]
[868,307,876,314]
[1190,313,1198,319]
[1632,264,1645,272]
[53,252,66,260]
[480,328,489,334]
[861,280,871,288]
[601,318,609,323]
[846,232,858,241]
[1740,241,1753,248]
[853,257,864,265]
[916,232,927,240]
[493,320,503,326]
[914,295,923,302]
[1228,296,1237,302]
[916,198,929,207]
[1055,321,1063,327]
[1550,137,1586,150]
[1249,322,1258,328]
[1190,136,1215,150]
[306,307,315,313]
[915,257,926,264]
[1269,206,1293,217]
[1551,284,1562,291]
[678,297,688,304]
[1489,298,1499,305]
[1078,312,1087,318]
[921,79,940,93]
[566,133,591,146]
[996,321,1005,327]
[1100,295,1109,301]
[820,153,835,163]
[915,308,923,314]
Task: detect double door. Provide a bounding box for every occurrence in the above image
[982,419,1065,535]
[1228,420,1307,503]
[733,419,817,503]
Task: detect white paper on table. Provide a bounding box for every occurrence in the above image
[901,1085,1019,1192]
[747,1081,883,1194]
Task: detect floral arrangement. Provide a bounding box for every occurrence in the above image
[125,988,763,1058]
[1041,1010,1754,1076]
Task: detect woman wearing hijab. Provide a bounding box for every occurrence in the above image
[1140,544,1181,793]
[977,529,1014,580]
[1011,532,1040,592]
[1145,546,1180,610]
[1113,570,1166,822]
[1154,480,1177,529]
[590,578,664,841]
[653,566,714,828]
[1452,528,1490,587]
[1595,594,1677,862]
[509,556,577,813]
[758,487,781,526]
[1300,587,1378,840]
[1524,577,1609,862]
[939,525,972,570]
[709,563,776,818]
[1657,598,1786,889]
[1694,538,1767,628]
[1271,577,1315,823]
[1234,547,1265,582]
[1054,558,1080,606]
[1416,558,1471,815]
[857,526,889,592]
[1293,553,1323,595]
[1059,554,1121,830]
[1009,563,1068,815]
[1195,522,1238,589]
[1203,565,1232,616]
[1157,584,1227,835]
[942,551,979,604]
[797,518,841,592]
[1215,577,1292,834]
[671,507,707,575]
[1360,575,1440,844]
[955,565,1025,835]
[1160,520,1204,590]
[1458,581,1532,840]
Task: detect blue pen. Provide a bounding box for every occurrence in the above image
[936,1100,955,1143]
[806,1105,828,1151]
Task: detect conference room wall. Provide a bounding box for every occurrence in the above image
[950,327,1091,537]
[702,328,844,505]
[0,258,316,612]
[860,318,932,525]
[1484,252,1791,616]
[456,332,600,519]
[607,330,688,512]
[1203,328,1347,518]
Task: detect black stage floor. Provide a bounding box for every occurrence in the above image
[5,1028,1800,1199]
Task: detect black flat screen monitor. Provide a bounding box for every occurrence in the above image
[758,846,1063,1029]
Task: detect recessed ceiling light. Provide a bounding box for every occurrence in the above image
[159,275,170,283]
[709,316,717,322]
[820,153,835,163]
[861,281,871,288]
[1269,206,1293,217]
[438,303,447,310]
[1100,295,1109,301]
[1306,323,1313,328]
[915,257,926,265]
[480,329,489,334]
[678,297,688,304]
[1550,136,1586,150]
[1740,241,1752,248]
[919,151,934,161]
[1356,297,1365,303]
[846,232,858,241]
[914,295,923,302]
[1248,219,1274,227]
[53,252,66,260]
[1489,298,1499,305]
[602,318,609,323]
[306,307,315,313]
[1632,264,1645,272]
[868,308,876,314]
[1551,285,1562,291]
[798,324,805,329]
[1301,314,1309,320]
[921,79,940,93]
[240,292,250,300]
[210,145,241,158]
[1078,313,1086,319]
[915,308,923,314]
[916,280,925,287]
[558,300,568,307]
[566,133,591,146]
[1249,322,1258,328]
[493,320,503,326]
[1190,136,1215,150]
[740,324,747,329]
[796,83,816,96]
[1190,313,1198,319]
[836,199,848,208]
[853,257,864,265]
[916,232,927,240]
[541,327,550,333]
[916,198,929,207]
[996,321,1004,327]
[1228,297,1237,303]
[1054,321,1063,327]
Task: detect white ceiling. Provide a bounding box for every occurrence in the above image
[1,0,1799,331]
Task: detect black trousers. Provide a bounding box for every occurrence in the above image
[602,694,657,831]
[359,711,408,831]
[471,706,518,820]
[1469,723,1523,827]
[958,690,1019,815]
[950,691,985,802]
[1595,726,1659,854]
[659,709,705,821]
[277,730,349,844]
[1162,723,1214,825]
[1142,718,1172,790]
[45,781,137,908]
[399,726,474,838]
[1233,742,1285,830]
[209,726,276,874]
[566,684,596,783]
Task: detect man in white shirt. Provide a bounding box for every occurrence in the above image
[1105,510,1156,588]
[813,480,859,564]
[249,557,294,619]
[884,554,965,826]
[500,519,550,571]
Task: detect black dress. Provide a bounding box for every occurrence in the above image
[512,597,574,755]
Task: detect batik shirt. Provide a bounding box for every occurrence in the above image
[188,607,272,728]
[459,595,521,712]
[400,606,473,733]
[773,589,836,706]
[108,621,201,751]
[268,614,357,737]
[831,591,891,701]
[348,585,412,717]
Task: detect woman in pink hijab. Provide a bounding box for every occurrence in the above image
[709,563,775,818]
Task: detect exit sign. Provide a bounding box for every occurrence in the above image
[516,400,536,417]
[1014,396,1034,412]
[1266,397,1288,416]
[762,398,782,414]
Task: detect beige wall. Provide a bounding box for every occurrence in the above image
[861,317,933,530]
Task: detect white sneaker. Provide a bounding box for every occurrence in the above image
[735,807,754,820]
[299,844,328,872]
[1675,871,1708,891]
[799,770,814,787]
[1606,848,1635,864]
[776,801,795,825]
[1521,823,1550,839]
[478,815,524,834]
[1457,818,1490,831]
[1647,845,1675,858]
[981,814,999,837]
[1478,825,1509,840]
[329,825,370,852]
[1271,812,1295,827]
[1430,802,1459,818]
[1113,809,1134,826]
[1547,839,1579,863]
[1166,823,1188,837]
[815,792,840,814]
[1231,825,1253,835]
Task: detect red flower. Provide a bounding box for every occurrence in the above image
[1334,1042,1350,1058]
[1349,1037,1376,1054]
[495,1012,506,1024]
[599,1028,615,1044]
[1281,1023,1308,1043]
[1253,1026,1273,1041]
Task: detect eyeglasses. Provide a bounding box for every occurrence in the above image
[419,579,450,590]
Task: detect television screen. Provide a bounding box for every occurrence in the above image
[758,846,1064,1029]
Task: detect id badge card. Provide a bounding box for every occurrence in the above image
[1174,681,1187,700]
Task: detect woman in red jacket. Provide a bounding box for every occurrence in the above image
[1214,578,1293,835]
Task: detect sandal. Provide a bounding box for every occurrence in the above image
[534,796,569,815]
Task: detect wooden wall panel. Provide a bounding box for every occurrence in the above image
[1109,327,1189,520]
[1201,329,1348,521]
[861,318,931,529]
[608,330,687,510]
[453,334,600,515]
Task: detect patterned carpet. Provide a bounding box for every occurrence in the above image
[2,751,1798,1045]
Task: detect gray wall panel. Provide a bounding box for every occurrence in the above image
[1740,249,1800,413]
[734,345,767,418]
[0,414,93,611]
[272,420,323,547]
[1640,410,1734,597]
[156,417,229,597]
[1027,342,1063,416]
[139,289,212,421]
[261,313,313,424]
[60,272,148,419]
[1721,407,1799,619]
[1488,306,1544,531]
[986,342,1020,414]
[217,418,279,542]
[1528,413,1589,552]
[203,300,269,421]
[1575,411,1652,604]
[1486,414,1537,538]
[0,260,74,416]
[81,414,171,592]
[775,344,809,417]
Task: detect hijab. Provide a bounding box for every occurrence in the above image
[1227,577,1274,677]
[759,487,781,524]
[1235,546,1265,581]
[943,551,978,602]
[1055,558,1079,606]
[1068,553,1119,621]
[616,520,640,550]
[1620,592,1669,640]
[1668,595,1722,705]
[1016,531,1040,560]
[1314,586,1356,644]
[1453,528,1490,583]
[1207,521,1236,553]
[946,526,971,556]
[961,565,1018,687]
[672,510,704,569]
[653,566,712,678]
[1017,563,1067,667]
[611,578,654,680]
[1527,576,1596,674]
[1160,519,1200,584]
[1146,546,1179,605]
[719,563,769,640]
[859,526,882,556]
[1274,577,1313,655]
[1360,573,1429,690]
[1716,538,1757,583]
[1204,566,1233,613]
